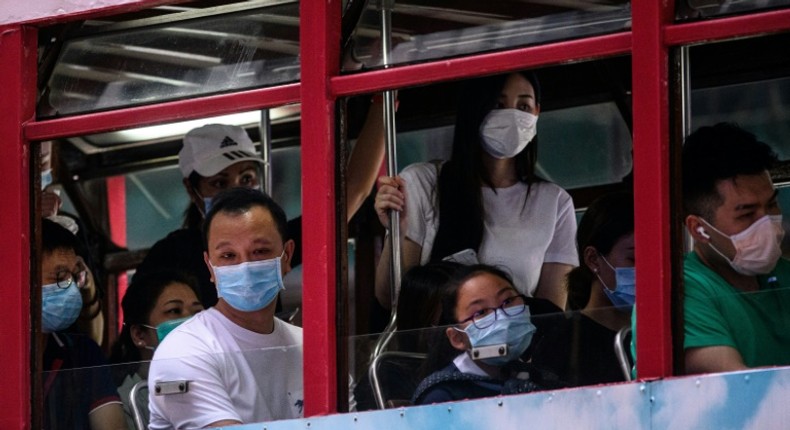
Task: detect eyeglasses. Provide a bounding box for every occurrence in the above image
[458,294,528,330]
[55,268,87,289]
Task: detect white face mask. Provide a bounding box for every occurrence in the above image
[700,215,785,275]
[479,109,538,159]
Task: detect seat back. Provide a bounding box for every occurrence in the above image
[368,351,427,409]
[614,326,634,381]
[129,379,149,430]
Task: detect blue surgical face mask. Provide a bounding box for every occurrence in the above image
[42,283,83,333]
[41,169,53,190]
[598,255,636,312]
[460,309,536,366]
[203,197,213,215]
[143,316,192,344]
[212,251,285,312]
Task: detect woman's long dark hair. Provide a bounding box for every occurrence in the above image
[396,261,462,352]
[429,72,542,262]
[566,192,634,311]
[109,270,200,379]
[183,172,205,230]
[420,264,515,378]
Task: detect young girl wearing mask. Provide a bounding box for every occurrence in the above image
[110,270,204,429]
[532,192,634,386]
[412,264,561,405]
[375,72,578,311]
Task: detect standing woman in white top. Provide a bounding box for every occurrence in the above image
[375,71,578,310]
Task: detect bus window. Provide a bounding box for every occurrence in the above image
[343,0,632,71]
[676,0,790,21]
[39,1,300,118]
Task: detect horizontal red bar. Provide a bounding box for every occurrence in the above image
[331,32,631,96]
[665,8,790,46]
[25,83,300,141]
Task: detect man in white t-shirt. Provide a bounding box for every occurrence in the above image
[148,187,302,429]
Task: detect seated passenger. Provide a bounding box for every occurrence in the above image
[355,262,461,411]
[109,270,203,429]
[682,123,790,373]
[40,218,126,430]
[412,264,562,405]
[40,141,105,345]
[396,261,462,352]
[137,108,384,308]
[148,188,302,428]
[531,192,634,386]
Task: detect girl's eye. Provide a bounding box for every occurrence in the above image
[472,308,490,319]
[165,308,183,315]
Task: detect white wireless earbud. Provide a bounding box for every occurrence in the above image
[696,226,711,239]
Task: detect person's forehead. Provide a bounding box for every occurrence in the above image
[458,273,512,304]
[42,248,78,270]
[501,74,535,96]
[208,206,281,244]
[715,172,774,206]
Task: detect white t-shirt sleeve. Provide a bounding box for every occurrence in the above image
[400,162,440,264]
[148,328,241,429]
[543,187,579,266]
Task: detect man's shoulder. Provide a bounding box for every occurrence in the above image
[153,310,222,359]
[274,318,303,344]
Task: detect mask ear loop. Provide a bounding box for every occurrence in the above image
[594,252,616,292]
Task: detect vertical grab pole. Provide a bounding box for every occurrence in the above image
[382,0,401,316]
[259,109,273,196]
[370,0,400,409]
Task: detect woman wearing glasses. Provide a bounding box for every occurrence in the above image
[412,264,562,405]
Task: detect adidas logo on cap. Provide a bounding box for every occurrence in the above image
[220,136,239,148]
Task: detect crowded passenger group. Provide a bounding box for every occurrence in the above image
[36,70,790,429]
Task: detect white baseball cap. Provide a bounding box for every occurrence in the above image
[178,124,263,178]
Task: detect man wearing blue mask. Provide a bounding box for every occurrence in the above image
[682,123,790,374]
[39,219,126,430]
[148,187,302,429]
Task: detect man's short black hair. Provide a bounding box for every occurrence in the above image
[682,122,778,219]
[201,187,290,250]
[42,218,78,254]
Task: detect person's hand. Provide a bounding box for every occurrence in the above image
[41,189,62,218]
[374,175,406,231]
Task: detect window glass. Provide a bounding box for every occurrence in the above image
[676,0,790,21]
[124,145,301,251]
[389,102,631,191]
[691,76,790,160]
[537,102,633,189]
[343,0,631,71]
[39,1,299,117]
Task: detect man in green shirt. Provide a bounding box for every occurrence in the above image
[682,123,790,374]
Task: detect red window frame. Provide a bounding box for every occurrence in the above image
[2,1,790,426]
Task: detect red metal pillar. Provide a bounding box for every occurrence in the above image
[106,176,127,332]
[300,0,341,416]
[0,24,37,429]
[631,2,675,378]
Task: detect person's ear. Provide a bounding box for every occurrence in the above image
[130,324,149,348]
[686,215,710,242]
[583,245,601,274]
[446,327,468,352]
[204,251,215,283]
[281,239,295,275]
